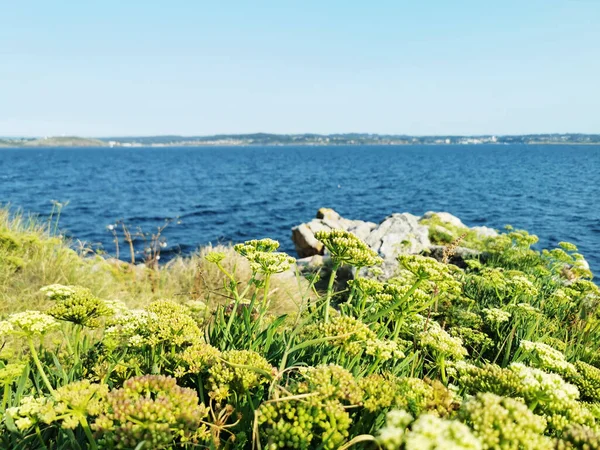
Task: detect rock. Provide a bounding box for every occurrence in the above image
[366,213,430,259]
[471,226,499,238]
[291,223,324,258]
[347,221,377,242]
[291,209,376,258]
[424,245,481,268]
[365,213,431,277]
[421,211,466,228]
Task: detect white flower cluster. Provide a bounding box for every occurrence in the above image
[508,275,539,297]
[0,311,60,337]
[509,362,580,408]
[411,316,467,360]
[519,340,577,376]
[365,339,405,361]
[40,284,77,300]
[482,307,511,324]
[405,414,482,450]
[378,410,482,450]
[378,410,414,449]
[103,309,158,347]
[102,299,129,316]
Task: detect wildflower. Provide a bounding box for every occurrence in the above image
[567,361,600,402]
[93,375,210,448]
[104,300,203,348]
[411,315,468,360]
[247,251,296,274]
[458,393,551,450]
[296,365,363,404]
[0,362,26,385]
[44,285,111,328]
[5,395,55,431]
[258,396,352,450]
[404,414,482,450]
[1,311,60,336]
[519,340,577,377]
[205,251,226,264]
[557,424,600,449]
[53,380,108,429]
[208,350,274,401]
[378,410,482,450]
[377,410,413,449]
[234,238,280,256]
[103,299,129,316]
[173,342,221,377]
[301,315,382,357]
[315,229,383,268]
[40,284,77,301]
[559,242,579,252]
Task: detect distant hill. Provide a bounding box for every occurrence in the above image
[23,136,107,147]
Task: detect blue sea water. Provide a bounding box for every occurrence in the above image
[1,145,599,273]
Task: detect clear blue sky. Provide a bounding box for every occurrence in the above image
[1,1,598,137]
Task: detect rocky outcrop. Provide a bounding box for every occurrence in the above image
[292,208,499,279]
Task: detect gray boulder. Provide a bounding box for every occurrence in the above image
[291,208,376,258]
[471,226,499,238]
[421,211,466,228]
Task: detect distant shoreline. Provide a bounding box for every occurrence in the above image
[1,133,600,148]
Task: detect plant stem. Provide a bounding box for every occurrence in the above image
[28,338,55,395]
[79,416,98,450]
[324,262,340,323]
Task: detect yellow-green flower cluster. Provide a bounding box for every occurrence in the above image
[397,255,462,299]
[571,361,600,402]
[556,424,600,449]
[519,340,577,377]
[0,362,26,386]
[205,250,226,264]
[411,315,468,360]
[234,238,295,274]
[359,373,401,412]
[450,327,493,352]
[481,307,511,325]
[102,299,129,316]
[5,380,107,431]
[302,315,403,360]
[104,300,203,348]
[452,361,594,432]
[234,238,280,255]
[0,311,60,337]
[458,393,552,450]
[43,284,110,328]
[296,365,363,405]
[208,349,274,401]
[314,229,383,268]
[93,375,209,448]
[173,342,221,377]
[257,396,351,450]
[53,380,108,429]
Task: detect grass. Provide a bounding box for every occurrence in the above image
[0,208,308,316]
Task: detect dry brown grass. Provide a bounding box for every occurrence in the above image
[0,208,310,316]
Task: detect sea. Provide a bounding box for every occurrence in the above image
[1,145,599,273]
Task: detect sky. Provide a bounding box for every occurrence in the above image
[1,1,599,137]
